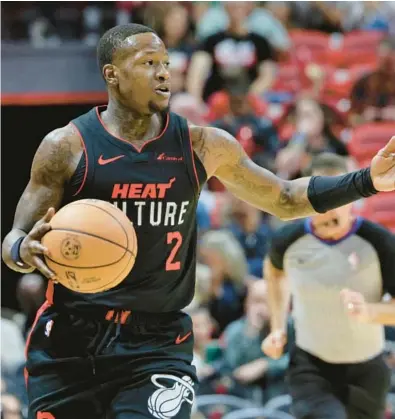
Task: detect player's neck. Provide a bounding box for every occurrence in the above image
[102,100,160,143]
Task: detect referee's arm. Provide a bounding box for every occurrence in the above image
[264,257,290,333]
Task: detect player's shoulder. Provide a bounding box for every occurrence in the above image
[32,124,83,179]
[189,124,239,155]
[188,124,240,177]
[43,124,81,147]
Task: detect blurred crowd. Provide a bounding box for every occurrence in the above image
[2,1,395,419]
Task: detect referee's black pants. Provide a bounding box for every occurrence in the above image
[287,346,391,419]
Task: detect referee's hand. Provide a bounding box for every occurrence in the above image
[261,329,287,359]
[340,288,370,322]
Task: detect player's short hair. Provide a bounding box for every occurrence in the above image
[304,152,348,176]
[97,23,156,74]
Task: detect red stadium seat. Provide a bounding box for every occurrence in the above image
[290,30,330,52]
[321,63,377,101]
[359,192,395,232]
[347,123,395,163]
[343,31,385,52]
[313,50,378,68]
[271,62,301,93]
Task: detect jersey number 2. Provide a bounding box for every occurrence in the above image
[166,232,183,271]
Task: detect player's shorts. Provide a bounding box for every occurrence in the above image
[287,346,390,419]
[25,301,197,419]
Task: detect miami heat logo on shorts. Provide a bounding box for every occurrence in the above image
[147,374,195,419]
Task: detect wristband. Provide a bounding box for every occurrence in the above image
[308,167,378,214]
[11,237,31,269]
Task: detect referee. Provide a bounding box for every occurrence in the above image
[262,152,395,419]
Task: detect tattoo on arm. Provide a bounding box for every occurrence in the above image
[277,178,314,219]
[13,127,80,231]
[191,125,316,220]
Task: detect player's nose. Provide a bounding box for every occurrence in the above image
[156,63,170,82]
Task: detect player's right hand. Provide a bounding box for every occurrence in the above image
[19,208,57,280]
[261,329,287,359]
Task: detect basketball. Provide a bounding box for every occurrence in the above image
[41,199,137,293]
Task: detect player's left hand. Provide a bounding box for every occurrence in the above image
[340,288,370,323]
[370,136,395,192]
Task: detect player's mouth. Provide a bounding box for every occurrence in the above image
[155,85,171,98]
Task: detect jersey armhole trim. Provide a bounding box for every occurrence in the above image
[187,125,200,193]
[70,122,89,197]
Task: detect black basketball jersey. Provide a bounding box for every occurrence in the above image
[50,106,207,313]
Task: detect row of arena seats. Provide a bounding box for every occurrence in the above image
[272,30,386,106]
[289,30,385,55]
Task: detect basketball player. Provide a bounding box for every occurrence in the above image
[262,153,395,419]
[1,24,395,419]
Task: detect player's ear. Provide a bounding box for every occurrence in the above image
[103,64,119,87]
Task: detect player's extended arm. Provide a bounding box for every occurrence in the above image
[191,126,395,220]
[2,126,82,277]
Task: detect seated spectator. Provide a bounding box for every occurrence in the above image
[1,392,23,419]
[16,272,46,337]
[187,2,276,104]
[228,196,272,278]
[211,79,279,168]
[154,3,195,101]
[221,280,292,402]
[185,263,213,312]
[1,317,25,376]
[276,97,349,179]
[195,1,290,52]
[349,37,395,126]
[290,2,343,33]
[199,230,248,334]
[189,306,217,381]
[341,1,395,33]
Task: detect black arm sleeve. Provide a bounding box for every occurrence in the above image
[356,220,395,296]
[307,168,377,214]
[268,220,306,270]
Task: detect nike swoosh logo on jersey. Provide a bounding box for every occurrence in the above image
[98,154,125,165]
[175,331,192,345]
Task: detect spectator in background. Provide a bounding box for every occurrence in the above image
[195,1,290,52]
[349,37,395,127]
[1,392,23,419]
[222,280,291,402]
[199,230,248,334]
[211,78,279,169]
[341,1,395,34]
[16,272,45,337]
[157,2,195,90]
[190,306,217,381]
[276,97,349,179]
[187,2,276,103]
[290,2,344,33]
[1,316,25,376]
[228,196,272,278]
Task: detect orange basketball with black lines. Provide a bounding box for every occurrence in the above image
[41,199,137,293]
